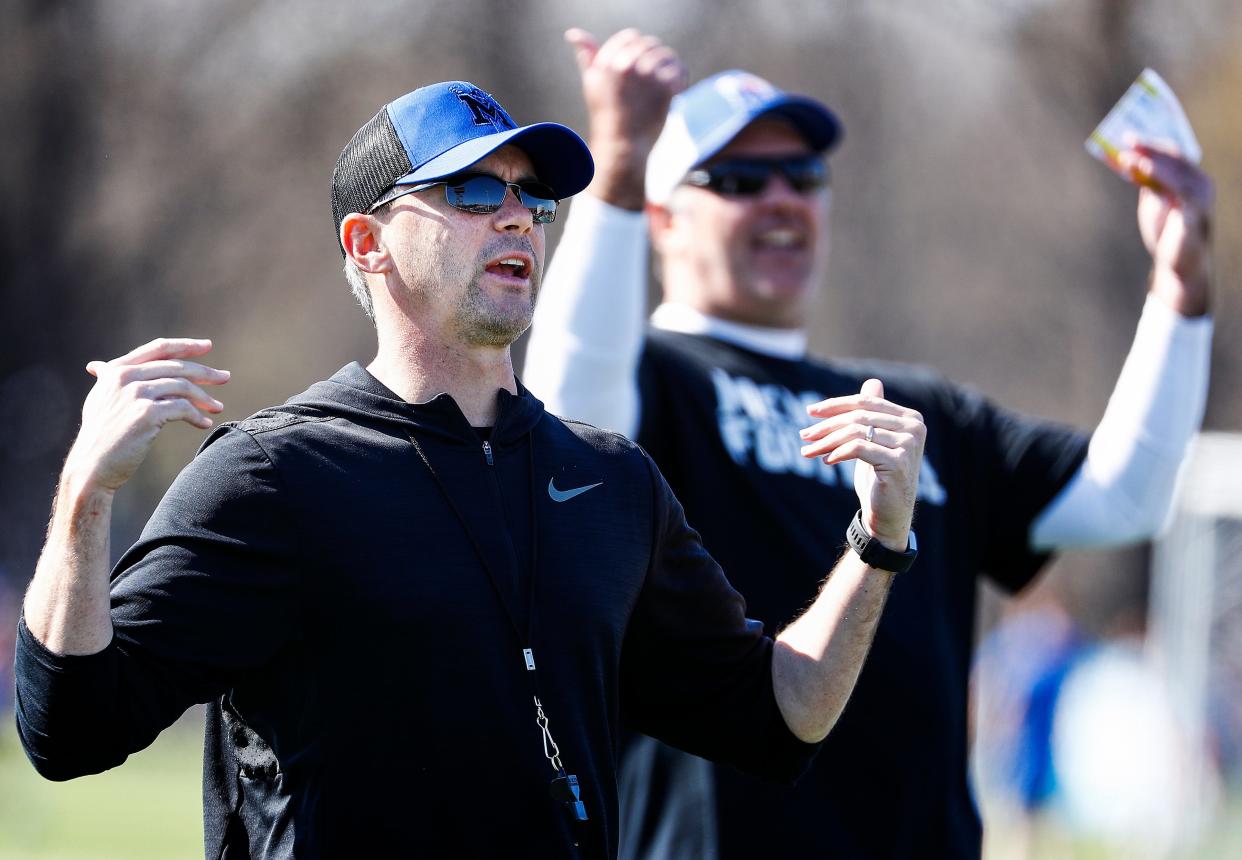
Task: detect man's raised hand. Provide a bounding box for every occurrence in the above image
[1117,143,1214,317]
[566,27,687,210]
[800,379,925,550]
[65,338,229,494]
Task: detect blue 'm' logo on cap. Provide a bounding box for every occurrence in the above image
[453,85,514,131]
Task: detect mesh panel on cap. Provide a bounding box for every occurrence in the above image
[331,108,412,247]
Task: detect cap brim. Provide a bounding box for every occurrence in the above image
[391,122,594,200]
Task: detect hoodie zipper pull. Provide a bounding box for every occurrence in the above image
[482,440,494,466]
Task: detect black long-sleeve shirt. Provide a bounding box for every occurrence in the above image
[15,363,816,859]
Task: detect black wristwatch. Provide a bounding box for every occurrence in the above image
[846,510,918,573]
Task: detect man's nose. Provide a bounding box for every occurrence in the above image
[494,185,533,233]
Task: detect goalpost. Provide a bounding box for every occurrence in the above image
[1149,431,1242,825]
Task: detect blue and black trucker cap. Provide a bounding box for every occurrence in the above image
[331,81,594,247]
[645,70,843,204]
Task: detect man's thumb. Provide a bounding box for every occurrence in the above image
[564,28,599,73]
[861,377,884,399]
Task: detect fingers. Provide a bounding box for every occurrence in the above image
[88,340,230,388]
[653,55,688,89]
[132,377,225,414]
[564,28,599,73]
[116,377,218,431]
[116,337,214,366]
[812,380,924,547]
[801,426,913,464]
[95,371,224,430]
[798,410,920,460]
[638,46,688,90]
[800,378,925,465]
[1117,146,1215,215]
[84,338,231,428]
[818,435,906,470]
[804,380,923,463]
[146,397,215,430]
[580,27,686,97]
[590,27,643,70]
[118,359,231,387]
[805,391,923,424]
[611,33,666,71]
[633,44,676,75]
[67,340,228,492]
[1125,146,1215,294]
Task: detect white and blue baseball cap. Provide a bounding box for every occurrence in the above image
[332,81,594,247]
[645,70,843,204]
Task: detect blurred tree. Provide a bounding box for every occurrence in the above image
[1,0,1238,632]
[1,1,104,585]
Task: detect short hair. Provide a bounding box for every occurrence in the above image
[343,257,375,323]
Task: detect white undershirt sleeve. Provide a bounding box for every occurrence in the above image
[523,194,649,438]
[1030,296,1214,550]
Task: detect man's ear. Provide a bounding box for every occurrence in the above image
[646,201,676,256]
[340,213,390,274]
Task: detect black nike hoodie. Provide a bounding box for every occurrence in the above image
[15,362,816,859]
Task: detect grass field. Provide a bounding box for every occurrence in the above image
[3,705,1241,859]
[0,708,203,860]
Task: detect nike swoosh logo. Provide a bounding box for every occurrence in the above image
[548,478,603,503]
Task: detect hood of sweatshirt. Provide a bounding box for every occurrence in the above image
[276,362,546,448]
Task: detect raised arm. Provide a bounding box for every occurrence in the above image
[523,29,685,435]
[23,338,228,655]
[1031,146,1214,549]
[775,378,925,742]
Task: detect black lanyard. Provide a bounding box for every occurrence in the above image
[407,431,589,829]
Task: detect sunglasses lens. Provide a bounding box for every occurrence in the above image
[446,176,505,213]
[783,157,829,192]
[444,176,558,222]
[710,163,769,195]
[517,183,558,224]
[688,157,828,196]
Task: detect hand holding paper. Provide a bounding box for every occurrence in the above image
[1087,68,1201,176]
[1087,69,1213,316]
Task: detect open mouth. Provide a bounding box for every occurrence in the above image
[752,226,807,251]
[485,256,532,279]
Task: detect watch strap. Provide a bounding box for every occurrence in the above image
[846,510,918,573]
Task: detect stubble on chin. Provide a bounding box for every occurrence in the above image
[455,264,541,348]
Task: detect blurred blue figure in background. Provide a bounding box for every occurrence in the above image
[975,601,1224,857]
[973,600,1086,819]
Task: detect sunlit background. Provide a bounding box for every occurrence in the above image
[2,1,1240,857]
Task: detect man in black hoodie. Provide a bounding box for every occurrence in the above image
[16,81,926,858]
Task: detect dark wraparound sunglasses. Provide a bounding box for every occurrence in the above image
[682,155,830,196]
[368,173,559,222]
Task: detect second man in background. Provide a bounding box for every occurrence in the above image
[525,28,1214,860]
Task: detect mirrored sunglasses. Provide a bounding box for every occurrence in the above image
[368,173,559,223]
[682,155,829,196]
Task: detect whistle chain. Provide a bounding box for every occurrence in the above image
[534,696,564,773]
